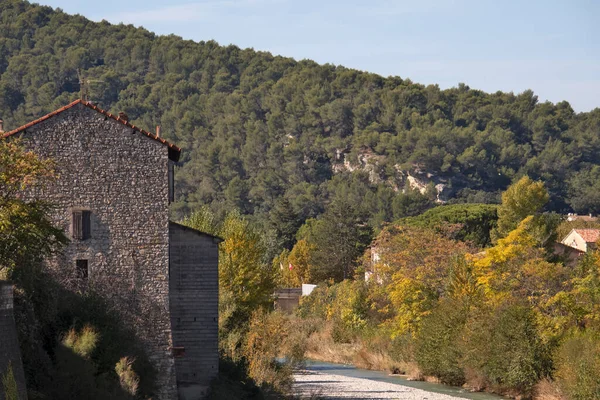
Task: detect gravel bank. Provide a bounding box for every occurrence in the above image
[293,369,462,400]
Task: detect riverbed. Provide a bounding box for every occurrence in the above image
[293,361,507,400]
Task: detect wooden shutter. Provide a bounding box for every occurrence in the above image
[72,211,83,240]
[82,211,91,240]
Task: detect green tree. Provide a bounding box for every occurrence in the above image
[495,176,549,239]
[568,165,600,215]
[269,197,302,250]
[303,199,372,282]
[400,203,498,248]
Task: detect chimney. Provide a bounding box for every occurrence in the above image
[156,125,161,138]
[0,119,4,134]
[118,111,129,122]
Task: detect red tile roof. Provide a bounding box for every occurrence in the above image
[2,99,181,161]
[573,229,600,243]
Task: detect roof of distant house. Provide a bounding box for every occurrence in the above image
[1,99,181,162]
[571,229,600,243]
[567,213,598,222]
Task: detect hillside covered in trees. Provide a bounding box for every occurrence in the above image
[1,0,600,240]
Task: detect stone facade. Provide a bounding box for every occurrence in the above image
[0,283,28,400]
[6,100,218,399]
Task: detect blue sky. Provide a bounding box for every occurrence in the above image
[44,0,599,112]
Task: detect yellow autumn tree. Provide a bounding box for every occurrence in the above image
[371,225,469,336]
[219,211,276,323]
[273,239,315,287]
[0,139,67,276]
[473,216,567,309]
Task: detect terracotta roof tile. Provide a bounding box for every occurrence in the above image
[573,229,600,243]
[2,99,181,161]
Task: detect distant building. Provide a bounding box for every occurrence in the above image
[566,213,598,222]
[302,283,317,296]
[552,242,585,267]
[365,245,385,284]
[3,100,219,400]
[561,229,600,253]
[274,288,302,313]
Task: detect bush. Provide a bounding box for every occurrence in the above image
[299,280,368,343]
[331,317,355,344]
[243,311,297,394]
[389,333,416,365]
[2,363,19,400]
[555,330,600,400]
[115,357,140,396]
[462,302,550,396]
[415,298,467,386]
[63,325,99,358]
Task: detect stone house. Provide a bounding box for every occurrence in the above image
[561,228,600,253]
[2,100,219,400]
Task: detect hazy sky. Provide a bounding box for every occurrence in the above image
[43,0,599,112]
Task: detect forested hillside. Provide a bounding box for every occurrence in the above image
[2,0,600,237]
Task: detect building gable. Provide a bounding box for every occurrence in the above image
[561,228,600,253]
[2,100,181,162]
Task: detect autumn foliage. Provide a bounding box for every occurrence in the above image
[297,177,600,399]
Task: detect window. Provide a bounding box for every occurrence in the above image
[172,346,185,358]
[72,210,91,240]
[76,259,89,279]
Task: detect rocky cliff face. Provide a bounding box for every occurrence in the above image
[332,148,451,203]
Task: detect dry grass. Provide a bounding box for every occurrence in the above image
[533,378,565,400]
[304,322,423,382]
[463,367,487,392]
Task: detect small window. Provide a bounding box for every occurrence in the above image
[76,259,89,279]
[73,210,91,240]
[172,346,185,358]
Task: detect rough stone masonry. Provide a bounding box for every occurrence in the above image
[0,283,28,400]
[4,100,219,399]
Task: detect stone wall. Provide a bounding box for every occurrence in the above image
[0,282,28,400]
[169,223,219,400]
[16,103,177,399]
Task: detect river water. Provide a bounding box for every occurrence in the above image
[301,360,507,400]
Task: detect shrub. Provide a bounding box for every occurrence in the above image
[63,325,99,358]
[243,310,297,394]
[555,330,600,400]
[462,302,550,396]
[415,298,467,386]
[331,317,355,344]
[297,283,332,320]
[2,363,18,400]
[389,332,416,365]
[115,357,140,396]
